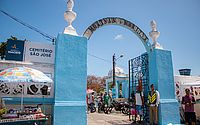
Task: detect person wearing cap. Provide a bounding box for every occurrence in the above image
[148,84,160,125]
[181,88,196,125]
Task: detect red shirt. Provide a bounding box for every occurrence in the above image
[182,95,195,112]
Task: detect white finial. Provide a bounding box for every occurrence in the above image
[67,0,74,11]
[64,0,78,36]
[150,20,157,32]
[149,20,163,49]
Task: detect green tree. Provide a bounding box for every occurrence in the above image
[0,36,18,59]
[0,42,7,59]
[87,75,106,93]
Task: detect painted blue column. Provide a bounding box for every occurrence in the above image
[122,80,129,98]
[149,49,180,125]
[123,80,129,99]
[122,81,126,98]
[53,33,87,125]
[111,88,116,98]
[115,81,119,98]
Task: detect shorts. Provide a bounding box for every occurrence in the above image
[136,105,143,115]
[184,112,196,123]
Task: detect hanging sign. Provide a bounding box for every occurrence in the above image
[5,40,25,61]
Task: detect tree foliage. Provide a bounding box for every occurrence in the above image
[0,42,7,59]
[0,36,18,59]
[87,75,106,93]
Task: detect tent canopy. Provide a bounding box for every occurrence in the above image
[0,66,53,83]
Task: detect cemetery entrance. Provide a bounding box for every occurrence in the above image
[129,53,149,122]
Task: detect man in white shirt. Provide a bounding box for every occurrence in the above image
[135,85,144,122]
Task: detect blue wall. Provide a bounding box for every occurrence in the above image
[122,80,129,98]
[53,34,87,125]
[3,97,53,104]
[149,49,180,125]
[149,49,175,99]
[159,99,180,124]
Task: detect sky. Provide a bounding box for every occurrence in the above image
[0,0,200,77]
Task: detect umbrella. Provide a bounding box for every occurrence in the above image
[0,66,53,110]
[0,66,53,83]
[87,89,94,94]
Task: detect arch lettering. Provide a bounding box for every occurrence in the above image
[83,17,151,52]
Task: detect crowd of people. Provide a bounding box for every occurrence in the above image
[86,83,197,125]
[86,84,160,125]
[134,83,197,125]
[86,91,112,113]
[129,83,160,124]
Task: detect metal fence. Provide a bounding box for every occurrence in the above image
[128,53,149,122]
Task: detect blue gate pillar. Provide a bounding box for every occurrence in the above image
[122,80,129,98]
[115,81,119,98]
[53,33,87,125]
[149,49,180,125]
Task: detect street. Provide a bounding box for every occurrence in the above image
[88,112,133,125]
[87,110,150,125]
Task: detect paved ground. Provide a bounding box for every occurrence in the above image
[87,111,147,125]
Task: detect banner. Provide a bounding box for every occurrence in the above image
[24,42,55,64]
[5,40,25,61]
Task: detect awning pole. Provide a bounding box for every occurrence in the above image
[20,83,24,111]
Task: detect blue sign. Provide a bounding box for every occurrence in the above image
[5,40,25,61]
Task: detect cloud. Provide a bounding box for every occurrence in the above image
[114,34,124,40]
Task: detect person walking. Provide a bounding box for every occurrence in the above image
[103,92,109,106]
[148,84,160,125]
[103,92,112,114]
[89,92,95,113]
[135,85,144,122]
[97,93,103,113]
[108,93,112,107]
[181,88,196,125]
[97,93,103,107]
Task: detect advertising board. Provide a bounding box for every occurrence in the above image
[5,40,25,61]
[24,42,55,64]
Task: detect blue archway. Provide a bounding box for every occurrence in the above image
[83,17,151,52]
[53,17,180,125]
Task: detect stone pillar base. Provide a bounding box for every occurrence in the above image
[53,101,86,125]
[159,99,180,125]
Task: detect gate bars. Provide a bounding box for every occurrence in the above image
[128,53,149,122]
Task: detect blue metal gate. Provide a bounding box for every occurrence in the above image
[128,53,149,122]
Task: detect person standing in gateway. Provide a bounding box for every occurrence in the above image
[135,85,144,122]
[148,84,160,125]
